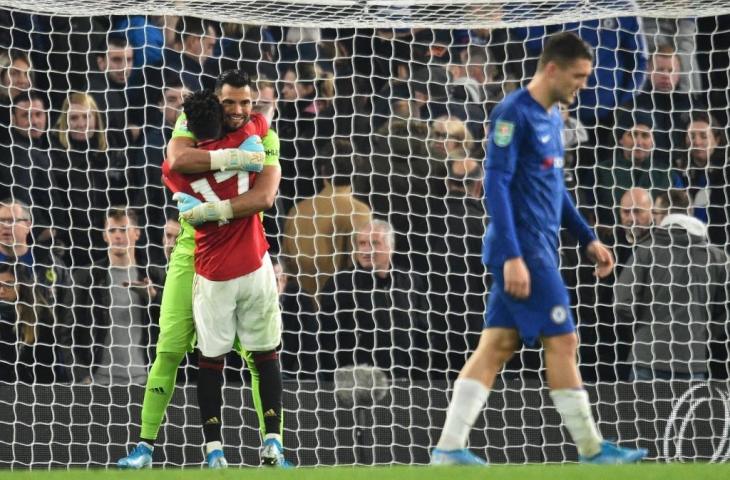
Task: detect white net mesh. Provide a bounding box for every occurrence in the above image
[1,1,730,27]
[1,0,730,468]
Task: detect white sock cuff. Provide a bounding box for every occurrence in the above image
[206,440,223,454]
[550,388,589,404]
[454,377,490,403]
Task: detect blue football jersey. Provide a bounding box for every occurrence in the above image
[482,88,568,268]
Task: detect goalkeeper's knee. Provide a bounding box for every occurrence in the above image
[149,351,185,376]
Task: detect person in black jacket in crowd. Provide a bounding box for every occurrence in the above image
[50,92,144,267]
[319,219,429,381]
[425,158,487,378]
[0,262,72,383]
[0,91,54,240]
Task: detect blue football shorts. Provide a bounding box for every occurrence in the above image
[483,265,575,346]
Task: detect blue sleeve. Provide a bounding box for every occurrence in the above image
[484,107,524,259]
[561,190,596,247]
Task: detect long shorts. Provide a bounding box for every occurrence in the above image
[483,265,575,347]
[192,253,282,357]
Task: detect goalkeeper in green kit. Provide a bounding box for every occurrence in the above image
[118,75,287,469]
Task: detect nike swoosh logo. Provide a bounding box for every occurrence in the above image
[540,135,551,143]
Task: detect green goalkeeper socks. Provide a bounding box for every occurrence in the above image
[140,351,185,441]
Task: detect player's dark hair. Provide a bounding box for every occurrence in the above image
[538,32,593,70]
[215,69,251,94]
[182,89,223,141]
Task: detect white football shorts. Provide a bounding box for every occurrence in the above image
[192,253,282,357]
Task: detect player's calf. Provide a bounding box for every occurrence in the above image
[198,354,226,465]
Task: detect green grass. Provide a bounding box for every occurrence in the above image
[0,464,729,480]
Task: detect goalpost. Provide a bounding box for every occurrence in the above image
[1,0,730,468]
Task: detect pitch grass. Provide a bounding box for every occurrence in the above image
[0,464,729,480]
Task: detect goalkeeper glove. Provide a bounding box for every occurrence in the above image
[209,134,265,172]
[173,192,233,226]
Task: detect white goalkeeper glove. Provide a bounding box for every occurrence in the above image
[173,192,233,226]
[209,134,265,172]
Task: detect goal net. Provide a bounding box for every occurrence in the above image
[1,0,730,468]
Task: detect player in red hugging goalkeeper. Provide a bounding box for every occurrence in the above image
[118,70,288,469]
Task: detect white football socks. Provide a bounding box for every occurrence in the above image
[436,378,490,451]
[206,440,223,454]
[550,388,602,458]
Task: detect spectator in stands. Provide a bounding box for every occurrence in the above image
[670,112,727,242]
[0,199,73,306]
[615,192,727,381]
[428,115,474,162]
[72,207,163,385]
[145,78,189,156]
[89,36,146,145]
[594,112,671,227]
[425,158,487,377]
[253,78,277,125]
[219,23,277,80]
[1,91,53,236]
[50,92,142,266]
[0,49,33,143]
[561,106,593,209]
[443,47,492,138]
[143,78,190,256]
[451,46,495,104]
[0,48,31,102]
[356,118,433,216]
[280,27,321,63]
[28,15,109,116]
[275,256,318,379]
[355,117,442,274]
[642,18,701,93]
[615,187,654,267]
[281,140,372,299]
[319,220,429,380]
[276,62,336,202]
[113,16,166,69]
[652,189,708,238]
[153,16,219,94]
[0,262,72,383]
[626,46,702,162]
[448,157,484,200]
[163,217,180,262]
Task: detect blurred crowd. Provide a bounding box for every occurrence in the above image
[1,11,729,384]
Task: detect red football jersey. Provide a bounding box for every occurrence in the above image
[162,113,270,281]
